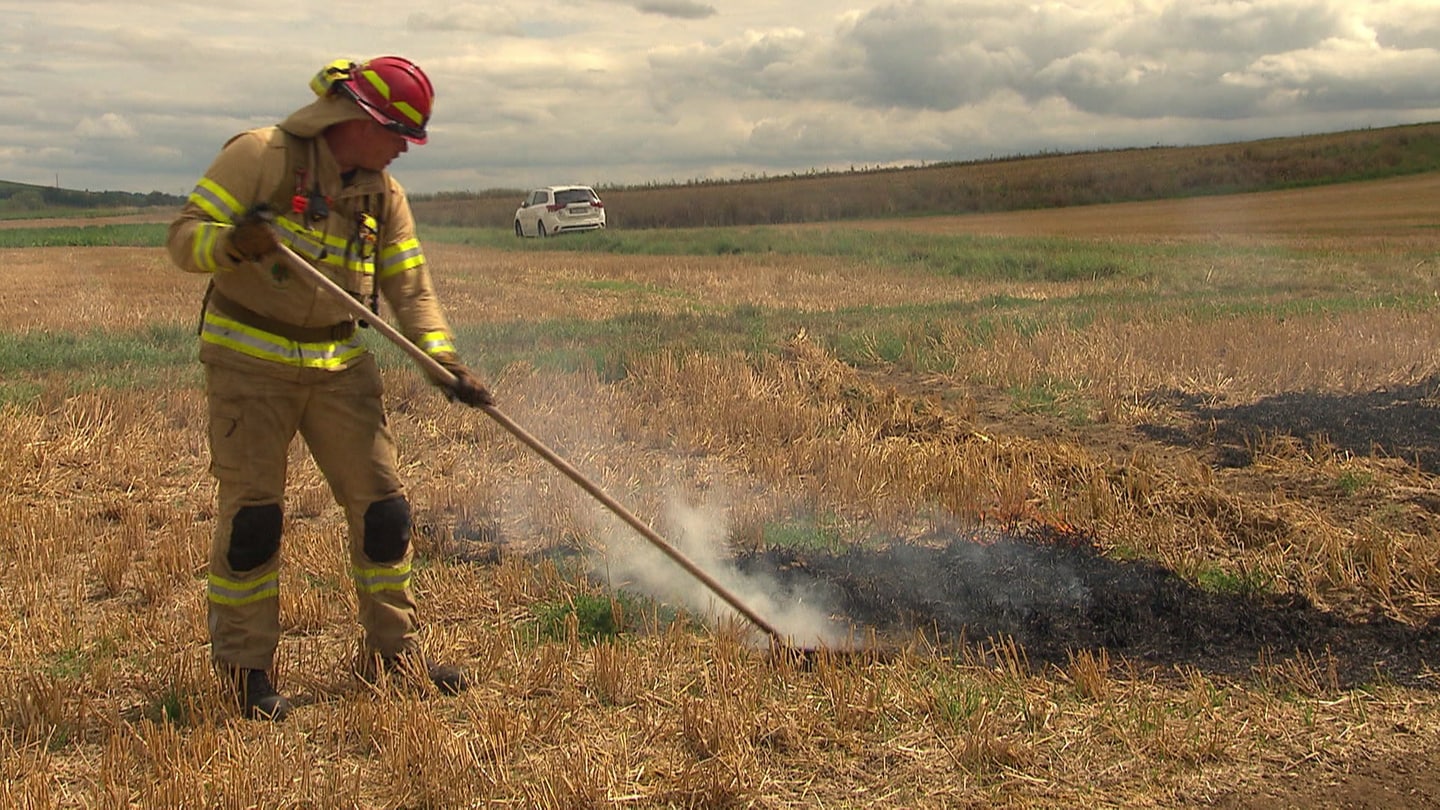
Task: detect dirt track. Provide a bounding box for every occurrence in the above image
[0,210,174,229]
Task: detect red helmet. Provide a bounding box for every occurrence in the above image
[315,56,435,144]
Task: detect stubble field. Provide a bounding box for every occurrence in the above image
[4,173,1440,808]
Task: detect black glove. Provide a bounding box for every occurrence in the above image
[225,204,279,262]
[434,354,494,407]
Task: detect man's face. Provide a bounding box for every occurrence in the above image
[328,118,410,172]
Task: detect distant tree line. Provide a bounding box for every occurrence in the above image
[411,121,1440,230]
[0,182,184,214]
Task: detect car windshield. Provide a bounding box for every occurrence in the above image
[554,189,596,205]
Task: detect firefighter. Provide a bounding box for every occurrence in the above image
[166,56,491,721]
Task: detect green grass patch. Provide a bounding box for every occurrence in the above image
[432,288,1440,385]
[43,648,91,680]
[0,224,167,248]
[0,379,45,405]
[762,515,847,554]
[447,305,781,380]
[0,324,199,402]
[932,677,992,730]
[0,324,194,375]
[1334,470,1376,496]
[553,278,694,303]
[1193,563,1271,597]
[1008,378,1093,424]
[424,224,1173,281]
[14,287,1433,404]
[528,592,636,644]
[143,687,193,726]
[42,637,119,680]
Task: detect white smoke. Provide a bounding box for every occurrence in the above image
[586,491,851,648]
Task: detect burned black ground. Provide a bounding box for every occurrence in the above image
[735,521,1440,689]
[1140,374,1440,474]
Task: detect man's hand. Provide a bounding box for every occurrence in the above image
[226,205,279,262]
[434,354,494,407]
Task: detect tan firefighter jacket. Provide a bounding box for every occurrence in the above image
[167,94,457,376]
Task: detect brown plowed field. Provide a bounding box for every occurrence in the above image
[0,210,174,229]
[852,171,1440,245]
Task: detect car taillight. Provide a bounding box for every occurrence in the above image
[591,200,604,208]
[546,203,564,212]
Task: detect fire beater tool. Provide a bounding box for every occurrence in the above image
[268,240,797,651]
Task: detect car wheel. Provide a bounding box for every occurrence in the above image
[537,222,547,238]
[515,221,524,237]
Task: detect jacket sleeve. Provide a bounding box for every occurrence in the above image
[376,180,461,361]
[166,131,271,275]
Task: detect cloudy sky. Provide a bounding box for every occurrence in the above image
[3,0,1440,196]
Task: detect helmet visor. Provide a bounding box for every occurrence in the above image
[374,112,427,144]
[340,83,429,144]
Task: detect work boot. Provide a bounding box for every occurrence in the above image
[231,667,292,721]
[360,651,469,695]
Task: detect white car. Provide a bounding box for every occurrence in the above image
[514,185,606,237]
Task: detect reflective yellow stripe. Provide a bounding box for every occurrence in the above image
[357,68,423,126]
[360,68,391,101]
[190,178,243,224]
[194,222,226,273]
[378,239,424,279]
[208,571,279,606]
[278,218,376,276]
[353,561,411,594]
[392,101,423,127]
[201,310,367,370]
[417,331,455,355]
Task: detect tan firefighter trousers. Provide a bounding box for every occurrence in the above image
[204,355,418,671]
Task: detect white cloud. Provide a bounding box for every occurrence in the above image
[74,113,137,139]
[1239,38,1440,112]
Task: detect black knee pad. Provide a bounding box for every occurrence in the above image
[363,496,412,563]
[228,503,282,572]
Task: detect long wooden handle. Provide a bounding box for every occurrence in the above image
[270,241,788,645]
